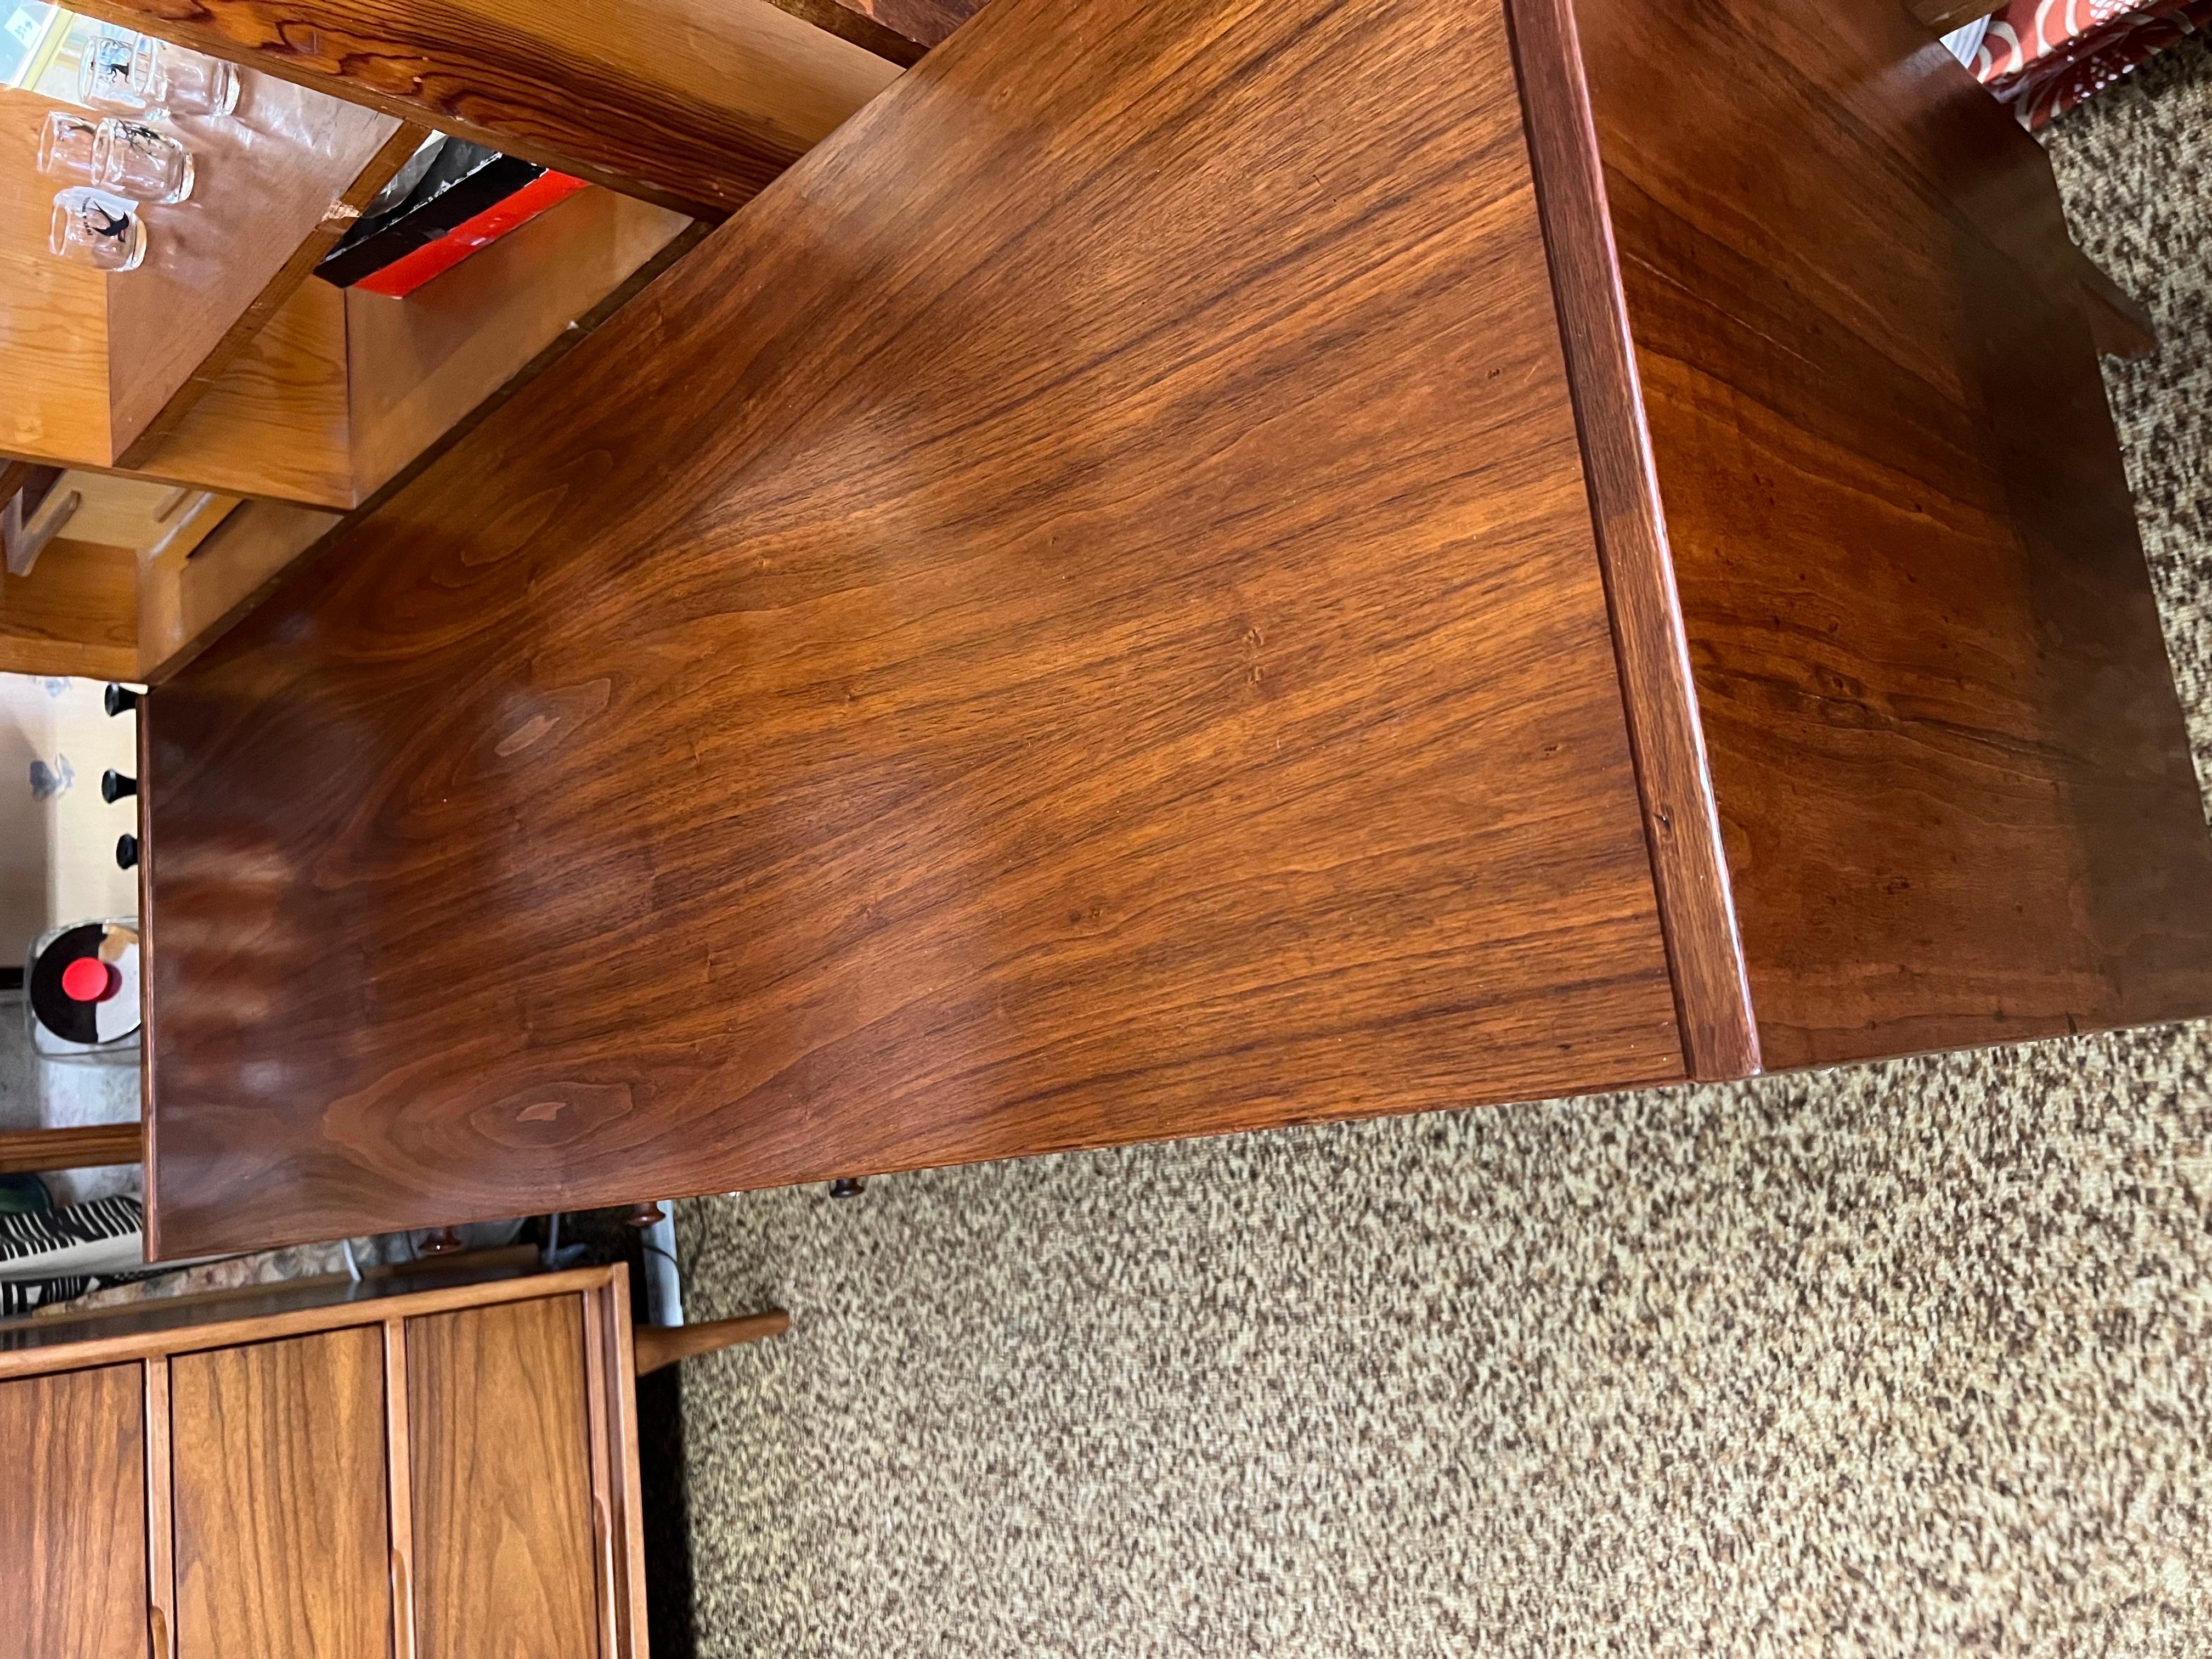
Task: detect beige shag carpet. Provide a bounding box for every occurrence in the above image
[671,40,2212,1657]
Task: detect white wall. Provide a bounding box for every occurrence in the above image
[0,670,137,964]
[0,672,141,1204]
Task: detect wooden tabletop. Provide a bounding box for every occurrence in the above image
[137,0,1686,1257]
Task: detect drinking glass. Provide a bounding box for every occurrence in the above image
[49,187,148,273]
[35,111,99,183]
[127,37,239,117]
[76,29,149,113]
[93,117,194,203]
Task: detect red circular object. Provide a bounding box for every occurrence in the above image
[61,958,119,1003]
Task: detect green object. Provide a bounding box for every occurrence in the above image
[0,1172,52,1215]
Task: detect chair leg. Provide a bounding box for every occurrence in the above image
[633,1310,790,1375]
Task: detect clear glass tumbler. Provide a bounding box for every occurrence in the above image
[127,37,239,117]
[50,187,149,273]
[93,118,194,203]
[76,29,150,112]
[35,110,99,182]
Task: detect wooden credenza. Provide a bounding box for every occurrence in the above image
[130,0,2212,1256]
[1,1267,648,1659]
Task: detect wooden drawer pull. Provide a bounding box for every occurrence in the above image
[148,1603,173,1659]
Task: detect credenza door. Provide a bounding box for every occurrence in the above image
[0,1363,148,1659]
[168,1326,393,1659]
[407,1295,602,1659]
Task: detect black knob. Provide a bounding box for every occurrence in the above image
[116,834,139,870]
[101,769,137,803]
[827,1177,867,1198]
[104,684,139,717]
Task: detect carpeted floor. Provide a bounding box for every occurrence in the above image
[672,41,2212,1657]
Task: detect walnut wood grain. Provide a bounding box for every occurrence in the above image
[0,1119,142,1174]
[0,1364,147,1659]
[1506,0,1759,1080]
[142,0,1686,1254]
[131,200,698,681]
[1573,0,2212,1066]
[407,1297,599,1659]
[0,1274,650,1659]
[1877,67,2163,368]
[169,1328,392,1659]
[70,0,900,217]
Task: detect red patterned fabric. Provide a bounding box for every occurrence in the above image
[1976,0,2212,126]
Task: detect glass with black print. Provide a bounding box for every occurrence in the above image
[38,111,194,204]
[49,185,147,272]
[94,116,193,201]
[75,26,149,113]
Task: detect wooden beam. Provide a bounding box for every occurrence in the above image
[0,1122,144,1176]
[69,0,902,217]
[633,1312,791,1375]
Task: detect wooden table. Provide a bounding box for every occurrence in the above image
[133,0,2212,1257]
